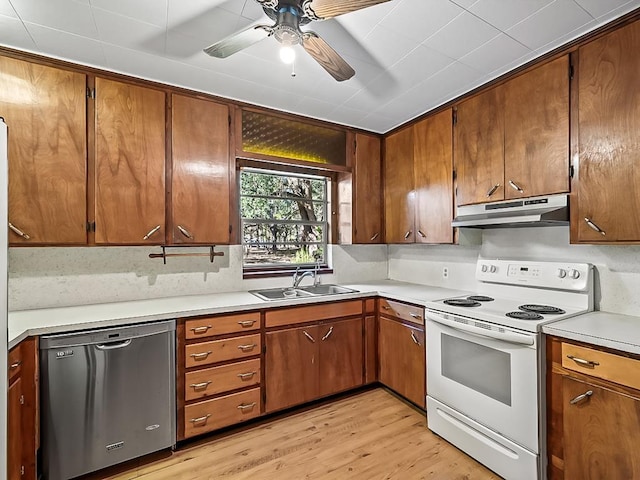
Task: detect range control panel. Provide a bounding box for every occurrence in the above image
[476,260,592,291]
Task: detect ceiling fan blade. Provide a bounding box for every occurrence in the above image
[303,0,391,20]
[302,32,355,82]
[203,25,272,58]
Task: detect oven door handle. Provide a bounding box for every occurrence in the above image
[425,312,535,346]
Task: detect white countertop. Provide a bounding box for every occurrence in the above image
[543,311,640,355]
[8,280,471,349]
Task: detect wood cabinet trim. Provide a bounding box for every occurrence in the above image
[265,300,363,329]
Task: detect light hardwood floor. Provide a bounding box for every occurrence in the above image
[106,388,502,480]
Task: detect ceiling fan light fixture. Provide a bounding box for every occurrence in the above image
[279,45,296,64]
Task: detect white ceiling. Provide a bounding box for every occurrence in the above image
[0,0,639,133]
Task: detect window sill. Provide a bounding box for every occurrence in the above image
[243,266,333,280]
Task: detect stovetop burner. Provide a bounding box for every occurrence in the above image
[444,298,481,307]
[519,304,566,315]
[506,311,544,320]
[467,295,494,302]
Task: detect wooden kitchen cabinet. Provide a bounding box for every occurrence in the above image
[178,312,262,440]
[0,56,87,245]
[384,126,415,243]
[7,338,38,480]
[413,109,454,244]
[94,77,166,244]
[547,336,640,479]
[455,56,569,205]
[171,94,231,244]
[265,301,364,413]
[571,20,640,243]
[353,133,383,244]
[378,300,426,408]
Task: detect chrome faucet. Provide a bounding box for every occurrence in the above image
[292,267,315,288]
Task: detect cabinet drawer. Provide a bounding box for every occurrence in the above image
[185,358,261,401]
[184,388,261,438]
[378,298,424,325]
[561,343,640,390]
[185,312,261,340]
[265,300,362,328]
[8,345,22,383]
[185,334,261,368]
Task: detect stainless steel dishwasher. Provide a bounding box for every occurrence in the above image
[40,320,176,480]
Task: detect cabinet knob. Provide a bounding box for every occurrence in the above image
[569,269,581,279]
[557,268,567,278]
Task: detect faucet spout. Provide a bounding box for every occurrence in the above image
[292,268,315,288]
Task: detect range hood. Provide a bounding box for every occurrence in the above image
[452,194,569,228]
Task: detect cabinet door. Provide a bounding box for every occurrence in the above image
[378,317,426,408]
[573,21,640,242]
[0,57,87,245]
[454,86,505,206]
[8,377,23,480]
[563,376,640,479]
[318,318,363,397]
[265,325,318,413]
[353,133,382,243]
[384,127,414,243]
[171,94,230,244]
[504,56,569,199]
[414,110,453,244]
[94,78,165,244]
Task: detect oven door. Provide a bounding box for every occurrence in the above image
[425,309,539,453]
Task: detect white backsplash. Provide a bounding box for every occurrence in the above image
[8,244,388,310]
[388,227,640,316]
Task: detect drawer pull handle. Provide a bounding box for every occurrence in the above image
[143,225,161,240]
[190,381,212,390]
[370,232,379,241]
[8,222,30,240]
[567,355,599,368]
[190,414,212,424]
[10,361,22,369]
[238,320,256,327]
[237,402,257,411]
[177,225,194,239]
[237,372,257,380]
[570,390,593,405]
[237,344,257,352]
[321,326,334,341]
[303,331,315,343]
[190,351,212,360]
[404,230,412,239]
[190,325,212,334]
[409,312,422,320]
[410,331,421,346]
[417,230,426,238]
[584,217,606,236]
[382,305,391,310]
[508,179,524,193]
[486,184,500,198]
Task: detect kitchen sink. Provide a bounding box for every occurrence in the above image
[249,284,358,301]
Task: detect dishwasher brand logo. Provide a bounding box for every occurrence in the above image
[106,441,124,451]
[56,349,74,359]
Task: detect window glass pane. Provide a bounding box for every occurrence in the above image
[240,168,328,268]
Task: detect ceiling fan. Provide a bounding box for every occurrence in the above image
[203,0,392,82]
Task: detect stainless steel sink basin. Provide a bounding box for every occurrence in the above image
[297,284,358,295]
[249,284,358,301]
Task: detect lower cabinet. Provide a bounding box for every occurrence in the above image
[378,299,426,408]
[7,338,38,480]
[547,336,640,479]
[264,302,364,413]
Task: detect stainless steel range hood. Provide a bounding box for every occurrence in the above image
[452,194,569,228]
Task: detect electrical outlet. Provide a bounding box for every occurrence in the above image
[442,267,449,279]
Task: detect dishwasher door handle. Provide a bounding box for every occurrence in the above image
[95,339,133,350]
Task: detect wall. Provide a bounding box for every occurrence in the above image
[8,244,388,311]
[389,226,640,316]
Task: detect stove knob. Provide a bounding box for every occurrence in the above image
[489,265,497,273]
[481,265,488,273]
[557,268,567,278]
[569,269,581,279]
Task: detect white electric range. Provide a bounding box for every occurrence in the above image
[424,259,593,480]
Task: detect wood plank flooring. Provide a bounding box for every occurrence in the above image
[106,388,502,480]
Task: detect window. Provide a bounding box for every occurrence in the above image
[240,168,329,271]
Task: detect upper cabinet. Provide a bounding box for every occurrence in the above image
[571,21,640,243]
[384,110,454,244]
[455,55,570,206]
[349,133,383,244]
[1,56,87,245]
[171,94,230,244]
[384,126,415,243]
[413,110,454,244]
[93,78,166,244]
